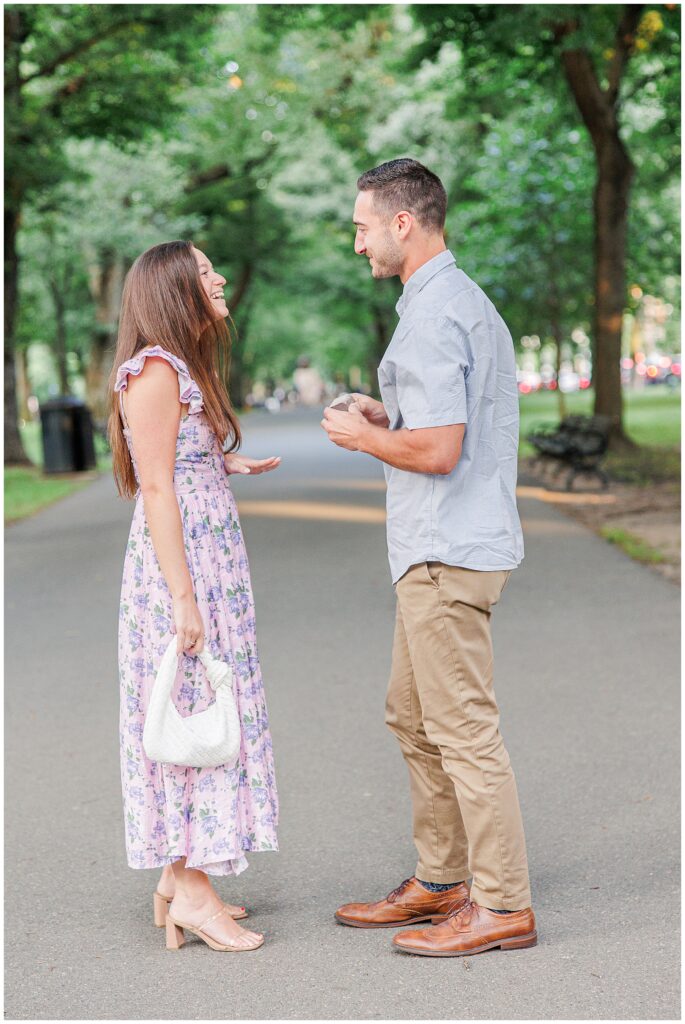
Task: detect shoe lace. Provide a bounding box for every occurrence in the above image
[446,897,476,923]
[387,878,413,904]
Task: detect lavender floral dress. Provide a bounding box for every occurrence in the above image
[114,345,278,876]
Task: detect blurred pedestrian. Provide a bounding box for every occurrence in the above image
[322,159,535,957]
[293,355,325,406]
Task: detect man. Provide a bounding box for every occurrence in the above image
[321,158,536,957]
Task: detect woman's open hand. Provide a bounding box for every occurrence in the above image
[223,454,282,475]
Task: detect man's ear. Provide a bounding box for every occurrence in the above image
[395,211,413,239]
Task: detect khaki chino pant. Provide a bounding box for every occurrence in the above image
[385,561,531,910]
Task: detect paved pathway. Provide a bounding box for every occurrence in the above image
[5,410,680,1019]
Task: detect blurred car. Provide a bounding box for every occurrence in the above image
[558,371,580,393]
[539,366,558,390]
[517,370,542,394]
[621,352,681,387]
[667,355,682,387]
[644,354,681,386]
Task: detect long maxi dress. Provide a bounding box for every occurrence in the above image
[114,345,278,876]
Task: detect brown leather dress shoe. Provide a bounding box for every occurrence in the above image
[393,898,537,956]
[335,877,469,929]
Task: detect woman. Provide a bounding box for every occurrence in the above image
[108,240,279,952]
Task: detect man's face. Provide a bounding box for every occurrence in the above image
[353,191,403,279]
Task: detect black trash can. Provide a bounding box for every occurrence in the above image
[40,396,97,473]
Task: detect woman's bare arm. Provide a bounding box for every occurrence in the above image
[123,358,204,654]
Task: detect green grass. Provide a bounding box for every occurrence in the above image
[519,387,681,451]
[620,389,682,448]
[5,466,92,523]
[600,527,666,564]
[4,420,110,524]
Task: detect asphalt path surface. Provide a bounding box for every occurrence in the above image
[5,409,680,1020]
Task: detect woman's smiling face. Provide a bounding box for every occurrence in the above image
[192,247,228,319]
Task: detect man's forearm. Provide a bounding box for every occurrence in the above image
[358,422,450,474]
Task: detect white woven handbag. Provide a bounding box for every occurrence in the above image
[143,638,241,769]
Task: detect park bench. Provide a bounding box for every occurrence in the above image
[527,414,611,491]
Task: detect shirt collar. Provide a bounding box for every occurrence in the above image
[396,249,456,317]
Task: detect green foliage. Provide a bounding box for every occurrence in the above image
[448,86,594,341]
[8,4,681,413]
[6,5,217,197]
[16,138,201,389]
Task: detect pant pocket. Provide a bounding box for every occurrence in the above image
[493,570,512,605]
[425,561,442,590]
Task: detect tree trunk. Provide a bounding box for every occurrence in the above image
[85,251,125,419]
[226,262,254,409]
[558,6,643,449]
[50,278,70,394]
[15,347,31,421]
[371,303,390,366]
[86,330,116,420]
[4,205,31,465]
[227,261,253,314]
[546,261,568,420]
[549,317,568,421]
[4,9,31,465]
[592,143,635,446]
[229,301,252,409]
[368,293,395,396]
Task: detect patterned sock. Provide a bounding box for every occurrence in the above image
[416,878,464,892]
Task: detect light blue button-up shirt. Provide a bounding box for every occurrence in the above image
[378,249,524,584]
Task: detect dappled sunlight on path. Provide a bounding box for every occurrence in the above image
[236,478,616,526]
[516,485,616,506]
[237,499,386,524]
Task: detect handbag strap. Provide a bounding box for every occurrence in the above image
[196,648,232,691]
[159,638,233,693]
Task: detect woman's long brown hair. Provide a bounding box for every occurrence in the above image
[107,240,242,498]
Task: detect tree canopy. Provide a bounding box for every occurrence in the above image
[5,3,680,458]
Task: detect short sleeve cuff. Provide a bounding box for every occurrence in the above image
[402,411,468,430]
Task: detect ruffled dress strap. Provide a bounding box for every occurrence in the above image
[114,345,203,425]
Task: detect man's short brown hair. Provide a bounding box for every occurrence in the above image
[357,158,447,233]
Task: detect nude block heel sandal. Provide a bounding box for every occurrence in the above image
[165,914,186,950]
[165,905,264,952]
[153,891,248,927]
[153,891,170,927]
